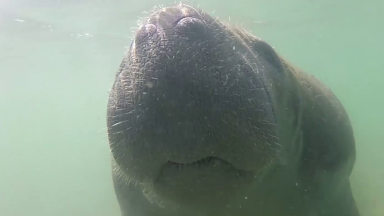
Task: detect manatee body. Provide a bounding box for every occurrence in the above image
[107,4,359,216]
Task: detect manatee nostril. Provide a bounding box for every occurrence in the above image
[175,17,207,39]
[175,17,203,26]
[134,23,157,45]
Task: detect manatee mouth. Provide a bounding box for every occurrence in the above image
[167,156,224,167]
[158,156,255,188]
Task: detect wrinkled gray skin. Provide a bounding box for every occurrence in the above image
[107,4,359,216]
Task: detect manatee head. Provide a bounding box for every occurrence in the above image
[107,3,288,211]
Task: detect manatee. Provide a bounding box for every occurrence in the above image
[106,3,359,216]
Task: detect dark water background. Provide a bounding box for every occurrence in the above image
[1,0,383,215]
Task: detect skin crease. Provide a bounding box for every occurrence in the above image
[106,3,360,216]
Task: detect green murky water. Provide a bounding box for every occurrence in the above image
[1,0,383,215]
